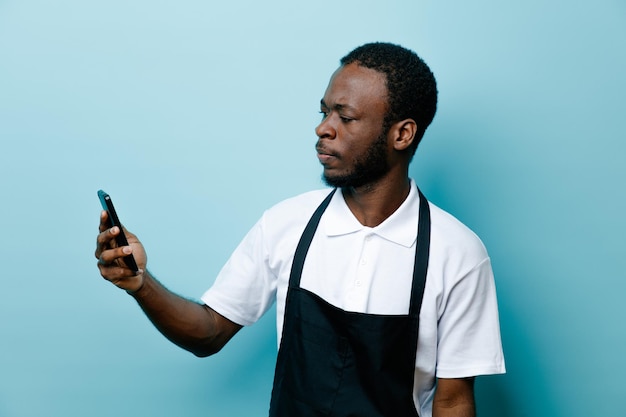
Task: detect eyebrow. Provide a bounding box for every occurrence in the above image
[320,99,356,112]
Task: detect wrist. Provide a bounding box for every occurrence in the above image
[126,270,150,297]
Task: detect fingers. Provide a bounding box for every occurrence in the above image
[99,210,111,233]
[97,259,144,291]
[97,244,133,266]
[97,258,139,280]
[96,244,144,291]
[94,223,121,259]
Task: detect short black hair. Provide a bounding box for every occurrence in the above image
[340,42,438,155]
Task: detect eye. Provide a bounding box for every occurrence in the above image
[340,116,354,123]
[319,110,329,120]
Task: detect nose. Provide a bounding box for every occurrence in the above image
[315,114,336,140]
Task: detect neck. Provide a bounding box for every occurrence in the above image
[341,174,411,227]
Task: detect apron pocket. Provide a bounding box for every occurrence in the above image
[282,317,349,414]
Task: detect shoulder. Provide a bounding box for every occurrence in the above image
[263,188,333,221]
[427,201,490,274]
[260,188,334,237]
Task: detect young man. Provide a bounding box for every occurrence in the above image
[96,42,505,417]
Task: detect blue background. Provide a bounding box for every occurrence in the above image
[1,1,625,416]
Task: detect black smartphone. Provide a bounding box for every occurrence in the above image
[97,190,139,272]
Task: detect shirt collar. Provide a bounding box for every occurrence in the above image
[322,179,421,248]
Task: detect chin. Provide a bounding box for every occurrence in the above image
[322,173,360,188]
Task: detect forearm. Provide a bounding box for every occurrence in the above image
[433,401,475,417]
[433,378,476,417]
[128,271,240,357]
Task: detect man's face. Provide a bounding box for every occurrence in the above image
[315,63,391,188]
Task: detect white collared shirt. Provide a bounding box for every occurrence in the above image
[202,180,505,415]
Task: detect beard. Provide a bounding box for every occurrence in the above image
[321,130,390,189]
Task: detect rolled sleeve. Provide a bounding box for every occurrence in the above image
[201,217,277,327]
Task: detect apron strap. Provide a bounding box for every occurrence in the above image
[410,188,431,316]
[289,188,337,288]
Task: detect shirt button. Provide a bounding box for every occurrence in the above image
[360,258,367,266]
[355,280,362,286]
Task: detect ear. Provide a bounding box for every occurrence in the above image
[389,119,417,152]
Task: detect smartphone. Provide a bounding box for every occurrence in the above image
[97,190,139,272]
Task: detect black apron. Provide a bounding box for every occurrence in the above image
[269,188,431,417]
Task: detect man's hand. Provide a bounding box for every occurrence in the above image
[95,210,147,293]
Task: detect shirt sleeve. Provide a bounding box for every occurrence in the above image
[200,216,277,326]
[435,257,506,378]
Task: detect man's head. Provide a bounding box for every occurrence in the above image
[315,43,437,189]
[340,42,438,155]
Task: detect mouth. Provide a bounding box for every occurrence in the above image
[316,146,337,165]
